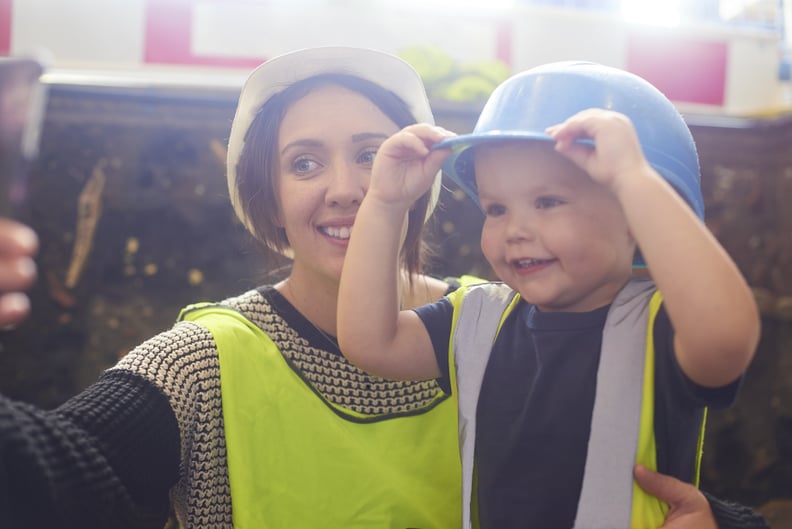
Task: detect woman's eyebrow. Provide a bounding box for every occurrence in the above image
[280,138,322,155]
[280,132,389,155]
[351,132,389,143]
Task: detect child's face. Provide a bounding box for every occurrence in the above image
[475,141,636,312]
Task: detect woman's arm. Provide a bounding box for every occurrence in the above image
[0,371,180,528]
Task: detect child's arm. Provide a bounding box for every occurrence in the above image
[547,109,760,388]
[337,124,454,381]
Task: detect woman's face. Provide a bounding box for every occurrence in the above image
[276,84,401,287]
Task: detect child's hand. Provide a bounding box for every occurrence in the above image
[545,109,652,194]
[369,124,455,211]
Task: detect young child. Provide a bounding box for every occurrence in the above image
[337,61,760,529]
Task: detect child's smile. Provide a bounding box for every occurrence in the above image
[510,256,558,275]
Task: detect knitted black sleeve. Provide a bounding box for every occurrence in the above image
[703,491,771,529]
[0,370,180,529]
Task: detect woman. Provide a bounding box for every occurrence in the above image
[0,46,767,528]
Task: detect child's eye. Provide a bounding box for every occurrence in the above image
[536,196,565,209]
[484,204,506,217]
[357,147,378,166]
[292,156,321,175]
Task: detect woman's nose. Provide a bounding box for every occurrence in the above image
[325,163,368,207]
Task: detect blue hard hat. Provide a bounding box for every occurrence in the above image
[439,61,704,220]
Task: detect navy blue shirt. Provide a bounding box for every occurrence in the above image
[415,295,740,529]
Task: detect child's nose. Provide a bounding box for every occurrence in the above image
[505,212,535,242]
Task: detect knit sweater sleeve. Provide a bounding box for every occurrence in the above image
[703,492,771,529]
[0,369,180,529]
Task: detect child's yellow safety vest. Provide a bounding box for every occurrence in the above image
[446,278,706,529]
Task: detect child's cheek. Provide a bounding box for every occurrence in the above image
[479,223,502,267]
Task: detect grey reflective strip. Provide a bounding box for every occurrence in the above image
[573,278,656,529]
[452,283,518,529]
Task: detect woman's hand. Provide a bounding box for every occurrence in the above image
[0,218,38,328]
[633,465,716,529]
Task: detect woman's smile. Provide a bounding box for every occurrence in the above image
[318,223,353,241]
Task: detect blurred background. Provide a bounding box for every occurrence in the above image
[1,0,791,524]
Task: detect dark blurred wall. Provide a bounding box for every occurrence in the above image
[0,80,790,510]
[687,112,792,507]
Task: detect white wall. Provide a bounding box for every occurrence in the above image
[5,0,788,115]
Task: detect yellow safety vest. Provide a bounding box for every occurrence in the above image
[179,304,462,529]
[446,278,706,529]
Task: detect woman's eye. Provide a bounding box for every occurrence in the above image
[293,157,320,174]
[357,148,378,166]
[536,196,564,209]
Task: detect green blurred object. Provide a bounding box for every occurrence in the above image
[398,45,457,86]
[437,74,500,104]
[398,45,509,104]
[459,60,511,86]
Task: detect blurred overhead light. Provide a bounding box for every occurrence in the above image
[622,0,680,27]
[398,0,515,11]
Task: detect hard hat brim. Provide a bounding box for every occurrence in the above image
[437,131,556,209]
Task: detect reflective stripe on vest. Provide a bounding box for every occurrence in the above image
[447,282,520,529]
[447,278,703,529]
[179,304,462,529]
